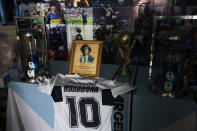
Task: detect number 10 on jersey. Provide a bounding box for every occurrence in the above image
[66,97,101,128]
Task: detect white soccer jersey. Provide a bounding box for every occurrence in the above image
[38,74,135,131]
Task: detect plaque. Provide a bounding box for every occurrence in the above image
[69,40,103,77]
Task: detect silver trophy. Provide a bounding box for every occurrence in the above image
[15,16,50,83]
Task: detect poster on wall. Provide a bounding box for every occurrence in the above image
[43,0,133,8]
[46,24,68,61]
[88,0,133,7]
[29,1,95,59]
[93,6,133,64]
[45,1,68,61]
[29,2,49,17]
[30,1,68,61]
[64,7,93,57]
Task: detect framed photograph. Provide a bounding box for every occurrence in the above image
[69,40,103,77]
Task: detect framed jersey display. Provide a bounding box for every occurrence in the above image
[69,40,103,77]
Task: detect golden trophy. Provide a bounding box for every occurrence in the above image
[113,31,136,79]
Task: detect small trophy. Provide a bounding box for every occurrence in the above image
[112,31,136,80]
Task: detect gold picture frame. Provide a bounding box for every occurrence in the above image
[68,40,103,77]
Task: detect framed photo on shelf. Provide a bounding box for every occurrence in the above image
[68,40,103,77]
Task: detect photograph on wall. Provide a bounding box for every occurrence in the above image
[30,1,66,24]
[43,0,133,8]
[45,1,66,24]
[93,6,133,64]
[64,7,93,25]
[93,6,132,32]
[43,0,91,8]
[64,7,94,57]
[69,40,103,77]
[29,2,49,17]
[89,0,133,7]
[46,24,68,61]
[29,0,68,61]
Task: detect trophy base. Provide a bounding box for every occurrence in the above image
[21,67,51,83]
[119,66,131,77]
[114,66,138,84]
[21,75,38,83]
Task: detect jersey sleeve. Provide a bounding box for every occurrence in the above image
[102,89,114,105]
[51,86,63,102]
[111,80,136,98]
[96,78,136,98]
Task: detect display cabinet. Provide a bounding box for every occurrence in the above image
[149,15,197,98]
[6,61,197,131]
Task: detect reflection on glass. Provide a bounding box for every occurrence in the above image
[0,13,2,23]
[149,15,197,98]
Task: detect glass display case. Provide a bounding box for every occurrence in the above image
[15,16,50,82]
[149,15,197,98]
